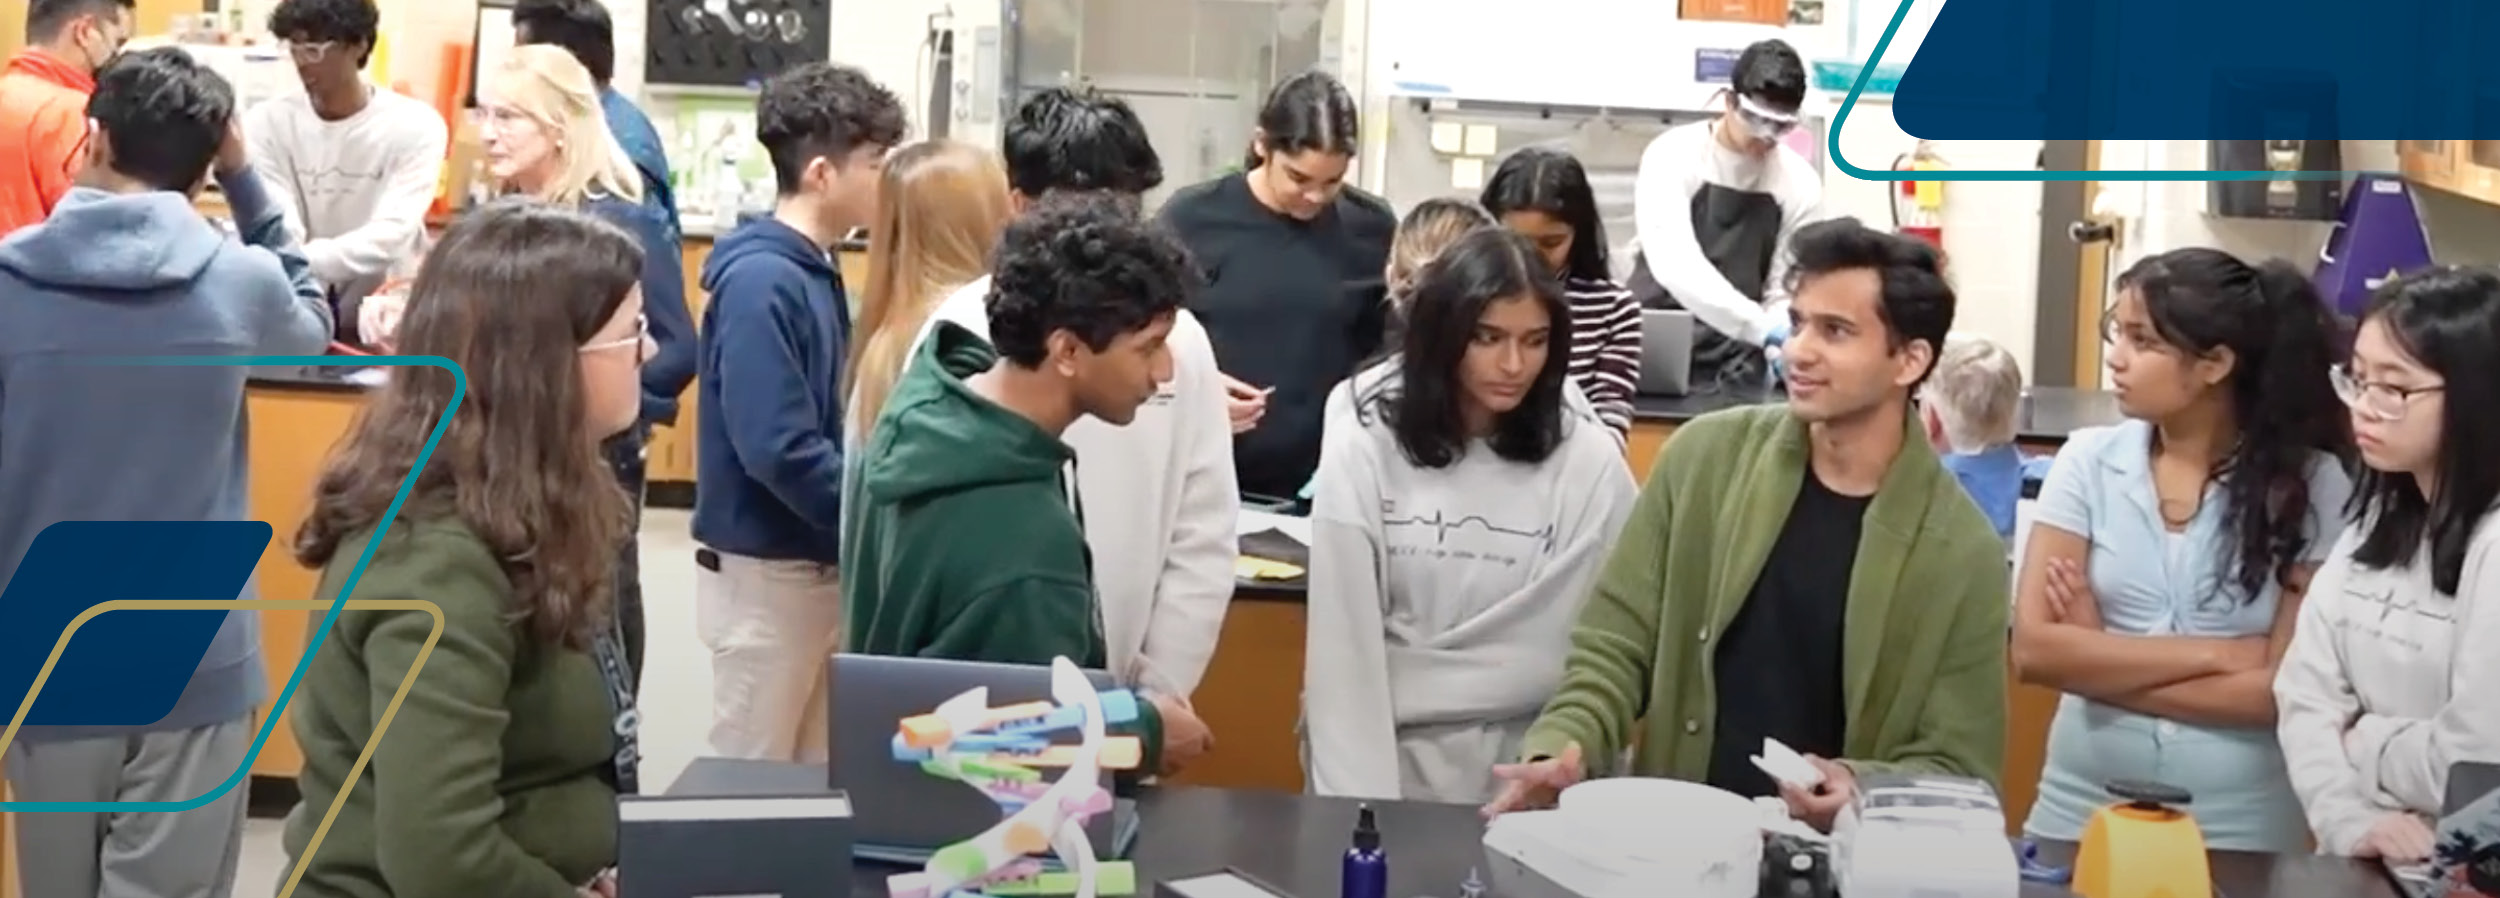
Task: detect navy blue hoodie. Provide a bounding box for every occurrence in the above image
[584,194,694,426]
[691,217,849,563]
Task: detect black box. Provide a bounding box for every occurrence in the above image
[618,791,853,898]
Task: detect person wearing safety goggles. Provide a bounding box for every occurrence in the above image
[1623,38,1829,392]
[0,0,132,236]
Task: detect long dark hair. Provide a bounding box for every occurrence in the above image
[1243,70,1358,170]
[2346,266,2500,595]
[1364,226,1572,468]
[2115,247,2352,601]
[1479,146,1611,284]
[296,200,644,648]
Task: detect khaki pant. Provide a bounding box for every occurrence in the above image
[695,549,843,762]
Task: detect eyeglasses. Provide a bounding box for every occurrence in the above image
[580,315,649,358]
[283,40,335,64]
[2330,364,2443,421]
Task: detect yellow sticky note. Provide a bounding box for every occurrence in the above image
[1450,157,1486,190]
[1464,124,1500,156]
[1430,122,1466,155]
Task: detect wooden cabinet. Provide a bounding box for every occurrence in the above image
[1682,0,1786,25]
[2401,139,2500,207]
[244,385,369,779]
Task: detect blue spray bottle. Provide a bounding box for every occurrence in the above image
[1341,803,1388,898]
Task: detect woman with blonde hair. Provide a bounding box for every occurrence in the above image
[844,139,1014,441]
[478,43,694,688]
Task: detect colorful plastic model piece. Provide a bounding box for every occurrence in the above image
[885,657,1142,898]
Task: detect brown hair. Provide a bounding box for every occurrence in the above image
[296,200,645,648]
[1387,196,1497,309]
[844,139,1012,438]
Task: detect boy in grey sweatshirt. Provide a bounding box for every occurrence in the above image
[0,47,332,898]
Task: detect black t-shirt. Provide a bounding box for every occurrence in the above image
[1704,467,1869,798]
[1156,174,1397,500]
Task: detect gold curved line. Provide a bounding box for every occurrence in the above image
[0,598,443,898]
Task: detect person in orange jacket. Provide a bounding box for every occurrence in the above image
[0,0,132,236]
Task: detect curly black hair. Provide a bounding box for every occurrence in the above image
[756,62,907,195]
[86,47,234,192]
[512,0,615,85]
[985,193,1196,368]
[1002,86,1162,199]
[2116,247,2350,602]
[267,0,379,66]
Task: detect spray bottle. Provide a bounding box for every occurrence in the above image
[1341,803,1388,898]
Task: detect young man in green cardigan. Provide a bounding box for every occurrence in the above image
[1488,218,2011,831]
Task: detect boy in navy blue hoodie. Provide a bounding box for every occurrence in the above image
[0,48,332,897]
[691,61,904,761]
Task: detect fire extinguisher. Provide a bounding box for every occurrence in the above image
[1892,142,1947,260]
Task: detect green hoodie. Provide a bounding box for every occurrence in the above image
[842,321,1163,769]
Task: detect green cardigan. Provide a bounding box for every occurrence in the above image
[1520,404,2011,788]
[280,517,618,898]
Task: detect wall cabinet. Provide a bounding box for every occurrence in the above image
[1682,0,1788,25]
[2401,139,2500,207]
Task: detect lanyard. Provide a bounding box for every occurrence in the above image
[589,619,641,795]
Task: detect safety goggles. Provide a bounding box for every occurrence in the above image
[1734,93,1802,141]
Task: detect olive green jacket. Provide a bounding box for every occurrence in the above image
[1520,404,2011,787]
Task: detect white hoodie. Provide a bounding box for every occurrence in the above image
[879,275,1240,697]
[2274,509,2500,853]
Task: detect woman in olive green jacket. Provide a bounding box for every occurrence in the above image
[277,200,656,898]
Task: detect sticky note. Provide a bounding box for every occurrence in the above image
[1430,121,1465,154]
[1450,157,1486,190]
[1464,124,1499,156]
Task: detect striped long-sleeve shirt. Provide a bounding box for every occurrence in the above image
[1565,276,1642,437]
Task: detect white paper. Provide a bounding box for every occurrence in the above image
[1450,157,1486,190]
[1750,737,1826,789]
[1235,509,1312,547]
[1430,121,1467,154]
[1463,124,1500,156]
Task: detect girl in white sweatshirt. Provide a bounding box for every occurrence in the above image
[2275,266,2500,862]
[1302,225,1637,803]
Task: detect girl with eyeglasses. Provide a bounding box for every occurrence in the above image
[281,200,652,898]
[2012,247,2353,852]
[2276,266,2500,864]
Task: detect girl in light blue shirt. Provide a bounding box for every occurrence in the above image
[2012,247,2354,852]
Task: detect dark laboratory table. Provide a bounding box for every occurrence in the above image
[1633,384,2122,448]
[825,786,2402,898]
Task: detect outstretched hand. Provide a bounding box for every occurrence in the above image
[1481,742,1585,819]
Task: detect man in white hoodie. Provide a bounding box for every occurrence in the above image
[905,86,1238,702]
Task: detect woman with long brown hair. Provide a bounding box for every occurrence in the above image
[843,139,1013,441]
[479,43,692,687]
[278,200,652,898]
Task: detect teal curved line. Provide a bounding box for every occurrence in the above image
[2,355,462,813]
[1827,0,2370,183]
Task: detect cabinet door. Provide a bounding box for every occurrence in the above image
[1683,0,1787,25]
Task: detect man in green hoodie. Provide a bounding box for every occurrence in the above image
[843,191,1211,774]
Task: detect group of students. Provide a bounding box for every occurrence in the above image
[0,0,2495,892]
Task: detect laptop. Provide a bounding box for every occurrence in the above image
[2389,761,2500,897]
[1637,309,1696,396]
[827,653,1139,864]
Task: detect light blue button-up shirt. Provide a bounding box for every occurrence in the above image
[2020,419,2351,852]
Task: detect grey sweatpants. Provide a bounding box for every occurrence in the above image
[3,717,252,898]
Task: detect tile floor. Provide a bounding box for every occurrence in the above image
[234,509,713,897]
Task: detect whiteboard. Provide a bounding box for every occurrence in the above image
[1370,0,1785,112]
[1853,0,1942,68]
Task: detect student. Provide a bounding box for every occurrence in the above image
[1488,220,2009,831]
[282,201,647,898]
[246,0,451,319]
[2277,266,2500,862]
[1624,39,1826,389]
[906,87,1236,700]
[845,192,1214,774]
[846,139,1011,440]
[1483,147,1642,438]
[1159,70,1398,500]
[1920,333,2027,543]
[1304,226,1637,803]
[512,0,677,237]
[2012,247,2352,853]
[691,61,904,761]
[482,43,693,688]
[0,0,131,235]
[0,47,332,898]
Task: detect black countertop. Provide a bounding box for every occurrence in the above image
[249,364,381,393]
[816,786,2397,898]
[1633,384,2122,445]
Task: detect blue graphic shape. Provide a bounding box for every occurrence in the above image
[1830,0,2495,182]
[1,356,463,812]
[0,521,268,727]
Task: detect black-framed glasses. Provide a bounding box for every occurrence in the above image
[2330,364,2443,421]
